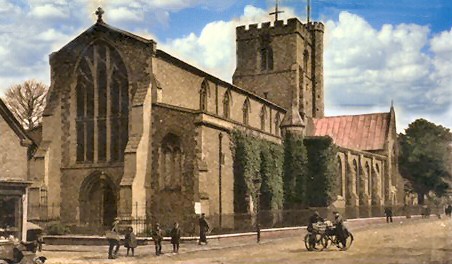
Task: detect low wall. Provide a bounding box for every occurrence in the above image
[43,215,430,246]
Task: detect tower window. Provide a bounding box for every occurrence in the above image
[260,47,273,71]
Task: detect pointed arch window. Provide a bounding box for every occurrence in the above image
[242,98,250,125]
[223,90,231,119]
[260,106,267,131]
[159,133,183,190]
[260,47,273,71]
[274,113,281,136]
[200,80,209,112]
[353,159,359,197]
[338,158,343,196]
[76,41,129,163]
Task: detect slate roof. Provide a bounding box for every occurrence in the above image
[311,112,391,151]
[0,99,34,146]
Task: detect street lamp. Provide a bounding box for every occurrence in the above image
[252,176,261,243]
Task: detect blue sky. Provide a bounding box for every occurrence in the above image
[0,0,451,131]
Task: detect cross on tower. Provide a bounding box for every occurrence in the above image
[269,0,284,22]
[95,7,104,23]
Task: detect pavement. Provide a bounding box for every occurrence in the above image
[41,215,451,264]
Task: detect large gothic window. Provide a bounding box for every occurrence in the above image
[200,80,209,111]
[260,47,273,71]
[223,90,231,119]
[242,98,250,125]
[76,41,129,163]
[159,133,183,190]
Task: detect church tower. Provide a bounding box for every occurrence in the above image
[232,18,325,122]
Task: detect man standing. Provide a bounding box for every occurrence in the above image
[198,213,210,245]
[107,217,120,259]
[384,207,393,223]
[152,223,163,256]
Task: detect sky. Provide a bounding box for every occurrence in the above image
[0,0,451,132]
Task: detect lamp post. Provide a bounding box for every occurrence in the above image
[252,176,261,243]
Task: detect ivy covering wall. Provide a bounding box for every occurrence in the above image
[231,130,284,213]
[283,132,308,207]
[231,130,339,212]
[304,136,339,206]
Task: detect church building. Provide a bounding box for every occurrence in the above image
[27,8,405,229]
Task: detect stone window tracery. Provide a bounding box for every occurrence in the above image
[76,41,129,163]
[159,133,183,190]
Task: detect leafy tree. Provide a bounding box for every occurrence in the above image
[3,80,49,129]
[399,119,452,202]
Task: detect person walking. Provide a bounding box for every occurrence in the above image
[384,207,393,223]
[152,223,163,256]
[107,217,121,259]
[170,222,181,253]
[198,213,210,245]
[124,226,137,257]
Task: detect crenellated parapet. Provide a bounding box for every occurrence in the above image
[236,18,318,42]
[307,21,325,32]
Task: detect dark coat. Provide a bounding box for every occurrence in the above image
[124,232,137,248]
[170,227,181,244]
[199,217,209,233]
[152,228,163,242]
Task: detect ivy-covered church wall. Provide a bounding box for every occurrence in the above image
[231,130,284,213]
[304,136,339,207]
[283,132,309,208]
[231,131,340,212]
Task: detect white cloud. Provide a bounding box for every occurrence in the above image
[323,11,451,130]
[161,5,297,81]
[28,3,68,19]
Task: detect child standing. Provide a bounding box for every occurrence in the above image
[170,222,181,253]
[124,226,137,257]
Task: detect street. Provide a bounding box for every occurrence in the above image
[44,218,451,264]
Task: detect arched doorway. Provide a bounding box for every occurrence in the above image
[79,172,118,228]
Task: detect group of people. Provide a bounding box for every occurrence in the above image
[307,211,349,250]
[106,213,210,259]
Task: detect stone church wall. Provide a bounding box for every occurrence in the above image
[0,116,28,180]
[150,104,198,229]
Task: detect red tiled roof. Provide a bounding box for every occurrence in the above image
[311,112,390,151]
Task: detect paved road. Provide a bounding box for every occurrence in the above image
[44,218,451,264]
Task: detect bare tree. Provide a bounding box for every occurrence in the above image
[3,80,49,129]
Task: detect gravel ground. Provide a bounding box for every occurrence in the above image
[43,217,452,264]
